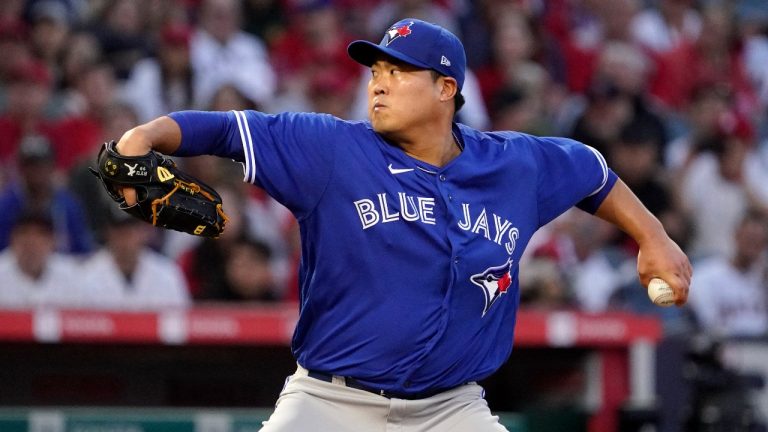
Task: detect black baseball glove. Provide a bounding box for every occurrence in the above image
[90,141,228,238]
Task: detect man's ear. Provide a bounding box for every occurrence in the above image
[439,76,458,102]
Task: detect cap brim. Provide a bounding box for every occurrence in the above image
[348,40,432,70]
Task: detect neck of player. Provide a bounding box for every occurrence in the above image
[391,124,461,167]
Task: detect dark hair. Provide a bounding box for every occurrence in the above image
[234,235,272,260]
[12,211,54,233]
[490,85,525,113]
[741,207,768,228]
[454,92,466,113]
[430,71,465,113]
[618,118,662,148]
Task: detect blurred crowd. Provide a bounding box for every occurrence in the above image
[0,0,768,340]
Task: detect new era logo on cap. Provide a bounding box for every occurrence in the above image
[347,18,467,90]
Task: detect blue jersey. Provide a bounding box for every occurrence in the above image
[169,110,617,396]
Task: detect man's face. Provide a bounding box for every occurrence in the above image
[367,57,443,136]
[10,223,54,276]
[202,0,238,42]
[19,159,54,194]
[7,81,50,118]
[735,219,768,264]
[106,222,150,258]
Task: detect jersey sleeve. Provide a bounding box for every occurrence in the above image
[530,135,618,227]
[168,110,337,218]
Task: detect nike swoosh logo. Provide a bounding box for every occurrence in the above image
[388,164,414,175]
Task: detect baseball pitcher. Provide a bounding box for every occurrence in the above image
[96,18,692,432]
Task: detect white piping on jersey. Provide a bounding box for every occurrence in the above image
[585,145,608,196]
[233,110,256,184]
[453,131,463,151]
[417,166,437,174]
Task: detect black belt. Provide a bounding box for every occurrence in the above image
[306,370,458,400]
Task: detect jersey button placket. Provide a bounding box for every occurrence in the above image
[437,173,454,203]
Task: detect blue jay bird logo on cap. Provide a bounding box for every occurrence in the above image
[471,259,514,316]
[385,21,414,46]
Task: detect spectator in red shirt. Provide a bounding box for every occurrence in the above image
[269,1,360,107]
[0,19,31,86]
[474,10,537,106]
[631,0,702,110]
[48,62,117,172]
[0,60,54,169]
[27,0,73,78]
[686,4,758,120]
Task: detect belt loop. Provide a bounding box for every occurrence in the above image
[295,363,309,377]
[331,375,346,386]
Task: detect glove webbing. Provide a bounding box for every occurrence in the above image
[150,178,229,228]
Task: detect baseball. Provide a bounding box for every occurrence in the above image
[647,278,675,307]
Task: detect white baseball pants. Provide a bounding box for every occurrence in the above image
[259,365,509,432]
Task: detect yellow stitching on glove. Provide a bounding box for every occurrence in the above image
[216,203,230,231]
[151,183,182,226]
[149,178,226,232]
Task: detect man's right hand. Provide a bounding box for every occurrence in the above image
[118,185,138,207]
[115,136,147,207]
[113,116,184,206]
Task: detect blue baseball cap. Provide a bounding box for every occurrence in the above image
[348,18,466,90]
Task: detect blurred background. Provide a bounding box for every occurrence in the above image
[1,0,768,431]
